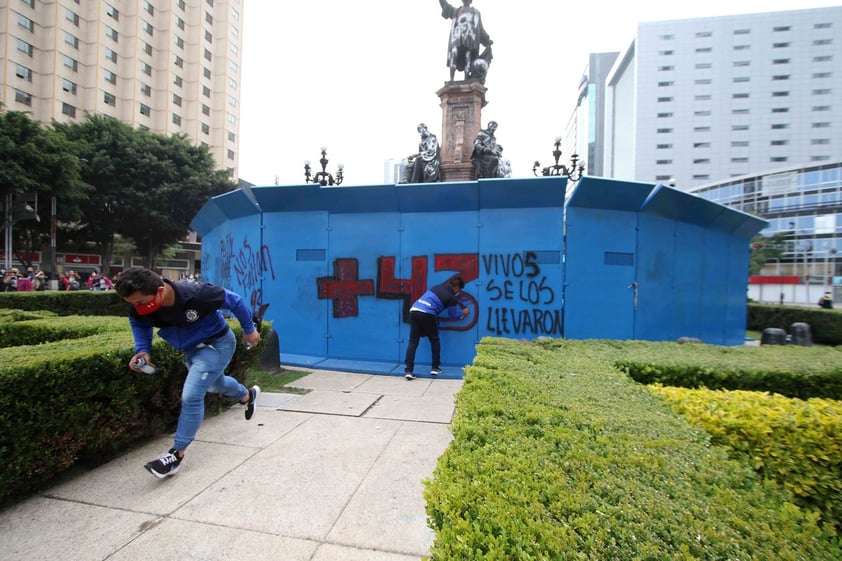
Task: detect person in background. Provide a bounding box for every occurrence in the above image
[404,276,470,380]
[2,268,20,292]
[818,291,834,309]
[114,267,261,479]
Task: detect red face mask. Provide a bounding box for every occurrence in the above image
[134,288,163,315]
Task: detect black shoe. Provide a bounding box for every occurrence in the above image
[430,368,442,376]
[404,369,415,380]
[144,449,182,478]
[244,385,260,420]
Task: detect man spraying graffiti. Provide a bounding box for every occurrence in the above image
[404,276,470,379]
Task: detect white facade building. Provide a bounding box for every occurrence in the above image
[1,0,244,178]
[603,7,842,190]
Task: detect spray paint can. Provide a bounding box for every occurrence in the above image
[133,357,157,375]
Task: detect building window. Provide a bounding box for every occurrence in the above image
[733,29,750,35]
[232,7,240,21]
[659,34,674,40]
[229,60,239,73]
[772,75,789,81]
[657,81,673,87]
[142,42,152,56]
[770,140,788,146]
[812,105,830,111]
[141,62,151,76]
[203,67,212,79]
[732,157,749,163]
[140,83,151,96]
[106,26,118,41]
[657,112,673,118]
[733,93,749,99]
[814,22,832,29]
[770,157,788,163]
[204,49,212,62]
[66,9,79,26]
[227,113,236,125]
[15,64,32,81]
[731,141,749,147]
[694,79,712,85]
[733,44,750,51]
[106,4,119,21]
[695,31,712,38]
[695,47,712,53]
[693,142,710,148]
[228,131,236,142]
[771,124,789,130]
[814,55,832,62]
[813,39,832,46]
[692,175,710,180]
[177,0,186,9]
[772,42,790,48]
[63,79,77,94]
[18,14,35,32]
[62,103,76,117]
[812,122,831,128]
[812,89,831,95]
[772,58,790,64]
[176,16,185,30]
[229,78,238,90]
[104,92,116,106]
[695,94,711,101]
[64,55,78,72]
[733,61,750,67]
[205,12,213,24]
[202,86,211,97]
[694,110,711,117]
[144,1,154,15]
[143,21,154,35]
[21,0,35,7]
[732,109,750,115]
[174,75,183,87]
[105,48,117,63]
[175,56,184,68]
[15,89,32,106]
[694,126,711,132]
[693,159,710,164]
[658,65,674,71]
[205,30,213,43]
[227,149,235,160]
[695,63,712,69]
[173,94,182,106]
[202,104,210,116]
[811,139,831,145]
[771,107,789,113]
[771,91,789,97]
[656,144,672,149]
[176,36,184,49]
[17,39,33,56]
[811,156,830,162]
[656,128,672,134]
[231,25,239,39]
[732,125,749,131]
[201,123,210,134]
[64,32,79,49]
[656,160,672,165]
[172,114,182,126]
[104,70,117,84]
[657,97,673,102]
[659,50,673,55]
[230,44,239,56]
[813,72,832,79]
[773,26,790,32]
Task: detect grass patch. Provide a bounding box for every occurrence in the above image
[245,366,310,394]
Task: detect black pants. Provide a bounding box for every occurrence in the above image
[405,311,440,372]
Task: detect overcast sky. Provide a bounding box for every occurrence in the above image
[237,1,839,187]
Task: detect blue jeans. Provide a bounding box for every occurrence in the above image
[173,329,247,451]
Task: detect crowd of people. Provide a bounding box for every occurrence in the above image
[1,268,202,292]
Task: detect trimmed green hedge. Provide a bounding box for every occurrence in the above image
[424,338,840,560]
[0,290,128,317]
[0,313,268,506]
[748,302,842,345]
[613,340,842,400]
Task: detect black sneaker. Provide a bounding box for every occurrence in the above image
[244,385,260,420]
[430,368,442,376]
[404,369,416,380]
[144,449,182,479]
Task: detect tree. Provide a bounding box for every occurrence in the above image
[54,115,235,272]
[749,232,787,276]
[0,111,83,273]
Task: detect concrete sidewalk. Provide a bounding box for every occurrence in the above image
[0,370,462,561]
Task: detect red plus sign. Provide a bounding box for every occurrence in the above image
[317,258,374,318]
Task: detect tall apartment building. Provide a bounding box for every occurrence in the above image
[1,0,244,178]
[602,6,841,190]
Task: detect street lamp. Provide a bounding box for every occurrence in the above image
[532,137,585,181]
[304,147,344,186]
[2,193,40,271]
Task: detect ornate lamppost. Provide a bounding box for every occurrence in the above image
[304,147,344,186]
[532,137,585,181]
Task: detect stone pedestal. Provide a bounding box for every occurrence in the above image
[436,81,487,182]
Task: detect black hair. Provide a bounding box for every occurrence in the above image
[114,267,163,298]
[449,276,466,289]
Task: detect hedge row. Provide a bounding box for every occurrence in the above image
[424,338,840,560]
[651,385,842,533]
[0,314,267,507]
[0,290,128,317]
[612,340,842,400]
[748,302,842,345]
